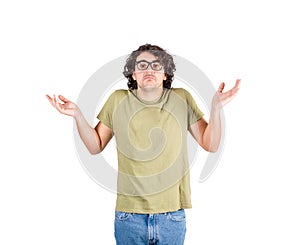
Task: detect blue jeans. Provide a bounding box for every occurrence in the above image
[114,209,186,245]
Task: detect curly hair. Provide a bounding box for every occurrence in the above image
[123,44,176,90]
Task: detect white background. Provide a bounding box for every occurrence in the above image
[1,0,299,244]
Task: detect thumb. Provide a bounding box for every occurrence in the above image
[218,82,225,93]
[58,95,70,103]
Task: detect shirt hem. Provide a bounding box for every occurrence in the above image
[115,204,192,214]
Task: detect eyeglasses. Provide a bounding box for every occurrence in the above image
[135,60,163,71]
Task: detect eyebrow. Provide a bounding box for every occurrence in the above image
[135,59,160,63]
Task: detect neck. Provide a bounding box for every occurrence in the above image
[137,87,164,101]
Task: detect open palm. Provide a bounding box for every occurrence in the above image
[45,94,78,117]
[212,79,241,110]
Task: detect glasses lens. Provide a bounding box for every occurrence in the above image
[136,60,163,71]
[151,61,162,71]
[137,61,149,70]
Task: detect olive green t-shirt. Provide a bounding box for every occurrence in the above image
[97,87,204,213]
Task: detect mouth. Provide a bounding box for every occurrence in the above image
[143,75,155,80]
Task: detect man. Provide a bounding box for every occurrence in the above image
[46,44,240,244]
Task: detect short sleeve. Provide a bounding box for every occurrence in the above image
[96,90,128,129]
[96,92,116,129]
[184,89,204,127]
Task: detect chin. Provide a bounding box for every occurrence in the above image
[141,83,156,89]
[138,82,163,90]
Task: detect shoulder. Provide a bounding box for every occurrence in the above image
[101,89,129,109]
[110,89,129,97]
[106,89,129,101]
[171,87,193,99]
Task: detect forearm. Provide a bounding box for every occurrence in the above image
[74,110,101,154]
[202,108,222,152]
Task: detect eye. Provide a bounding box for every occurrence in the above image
[152,62,162,70]
[137,62,148,70]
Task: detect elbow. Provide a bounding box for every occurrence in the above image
[206,147,218,153]
[201,141,220,153]
[89,150,101,155]
[88,146,102,155]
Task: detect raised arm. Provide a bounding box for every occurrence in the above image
[46,94,113,154]
[188,79,240,152]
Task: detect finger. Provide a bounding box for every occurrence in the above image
[226,79,241,96]
[232,80,241,95]
[45,94,57,107]
[58,95,70,103]
[53,94,57,104]
[54,95,63,113]
[235,79,241,89]
[45,94,53,103]
[218,82,225,93]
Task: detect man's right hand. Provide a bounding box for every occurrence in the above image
[46,94,79,118]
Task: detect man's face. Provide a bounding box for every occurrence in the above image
[132,52,166,90]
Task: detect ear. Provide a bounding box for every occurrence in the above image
[132,71,136,81]
[164,73,167,81]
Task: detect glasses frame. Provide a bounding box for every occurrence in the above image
[135,59,163,71]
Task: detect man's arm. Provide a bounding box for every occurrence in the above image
[74,112,113,154]
[46,94,113,154]
[188,79,240,152]
[188,111,221,152]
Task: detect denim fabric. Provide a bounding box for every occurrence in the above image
[114,209,186,245]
